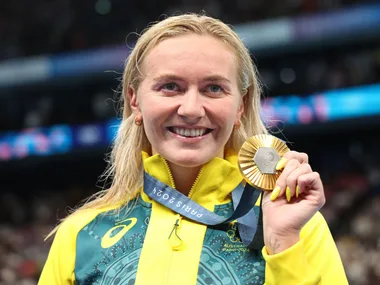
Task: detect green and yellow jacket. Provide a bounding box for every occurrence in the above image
[39,151,348,285]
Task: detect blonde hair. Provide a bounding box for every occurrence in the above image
[47,13,267,238]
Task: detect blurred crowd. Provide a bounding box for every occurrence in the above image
[0,168,379,284]
[0,44,380,134]
[321,172,380,285]
[1,0,380,134]
[259,45,380,97]
[0,0,377,61]
[1,1,380,284]
[0,185,95,285]
[334,195,380,285]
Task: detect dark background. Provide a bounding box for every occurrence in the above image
[1,1,380,284]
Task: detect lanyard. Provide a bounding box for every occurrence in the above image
[143,172,264,250]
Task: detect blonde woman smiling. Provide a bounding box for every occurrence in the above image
[39,14,348,285]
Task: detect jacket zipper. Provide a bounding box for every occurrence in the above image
[187,167,204,198]
[162,158,176,189]
[162,158,204,285]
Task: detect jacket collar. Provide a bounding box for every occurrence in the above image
[141,150,243,206]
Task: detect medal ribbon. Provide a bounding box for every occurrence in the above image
[143,172,264,249]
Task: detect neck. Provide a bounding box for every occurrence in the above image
[168,163,202,196]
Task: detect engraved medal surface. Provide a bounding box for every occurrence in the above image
[238,134,290,191]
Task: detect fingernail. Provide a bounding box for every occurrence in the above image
[296,185,299,198]
[270,186,281,201]
[286,186,291,202]
[276,157,287,171]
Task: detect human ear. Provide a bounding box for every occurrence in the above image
[236,94,245,121]
[128,85,141,116]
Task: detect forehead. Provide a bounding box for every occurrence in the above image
[142,34,238,79]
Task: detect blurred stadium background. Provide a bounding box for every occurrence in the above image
[1,0,380,284]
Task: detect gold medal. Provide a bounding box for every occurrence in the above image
[238,134,290,191]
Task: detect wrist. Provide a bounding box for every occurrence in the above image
[264,231,300,255]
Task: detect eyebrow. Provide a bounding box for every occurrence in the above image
[152,74,231,84]
[203,75,231,84]
[153,74,184,82]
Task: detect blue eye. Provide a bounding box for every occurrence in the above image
[162,83,179,91]
[205,84,223,93]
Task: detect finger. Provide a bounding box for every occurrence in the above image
[285,163,313,202]
[271,159,300,201]
[276,151,309,171]
[297,172,326,207]
[285,151,308,164]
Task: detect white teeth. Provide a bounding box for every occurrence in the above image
[172,127,207,137]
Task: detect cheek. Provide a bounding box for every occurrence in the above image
[142,110,161,132]
[140,105,168,139]
[215,105,240,126]
[139,95,165,119]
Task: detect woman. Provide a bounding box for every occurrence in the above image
[39,14,348,284]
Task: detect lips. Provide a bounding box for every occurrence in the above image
[168,127,213,137]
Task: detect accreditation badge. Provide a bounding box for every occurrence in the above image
[238,134,290,191]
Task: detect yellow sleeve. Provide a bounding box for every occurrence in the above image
[38,208,107,285]
[262,211,348,285]
[38,219,77,285]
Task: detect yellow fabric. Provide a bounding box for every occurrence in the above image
[38,150,348,285]
[262,211,349,284]
[38,209,109,285]
[135,152,243,285]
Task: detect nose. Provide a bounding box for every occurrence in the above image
[177,88,205,120]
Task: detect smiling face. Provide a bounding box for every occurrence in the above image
[129,34,244,170]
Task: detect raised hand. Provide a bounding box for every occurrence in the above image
[261,151,326,254]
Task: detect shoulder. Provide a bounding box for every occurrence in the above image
[55,207,115,239]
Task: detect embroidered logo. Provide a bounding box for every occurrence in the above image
[101,217,137,248]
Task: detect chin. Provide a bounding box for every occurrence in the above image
[172,157,208,168]
[167,153,216,168]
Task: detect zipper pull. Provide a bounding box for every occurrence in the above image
[168,216,184,251]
